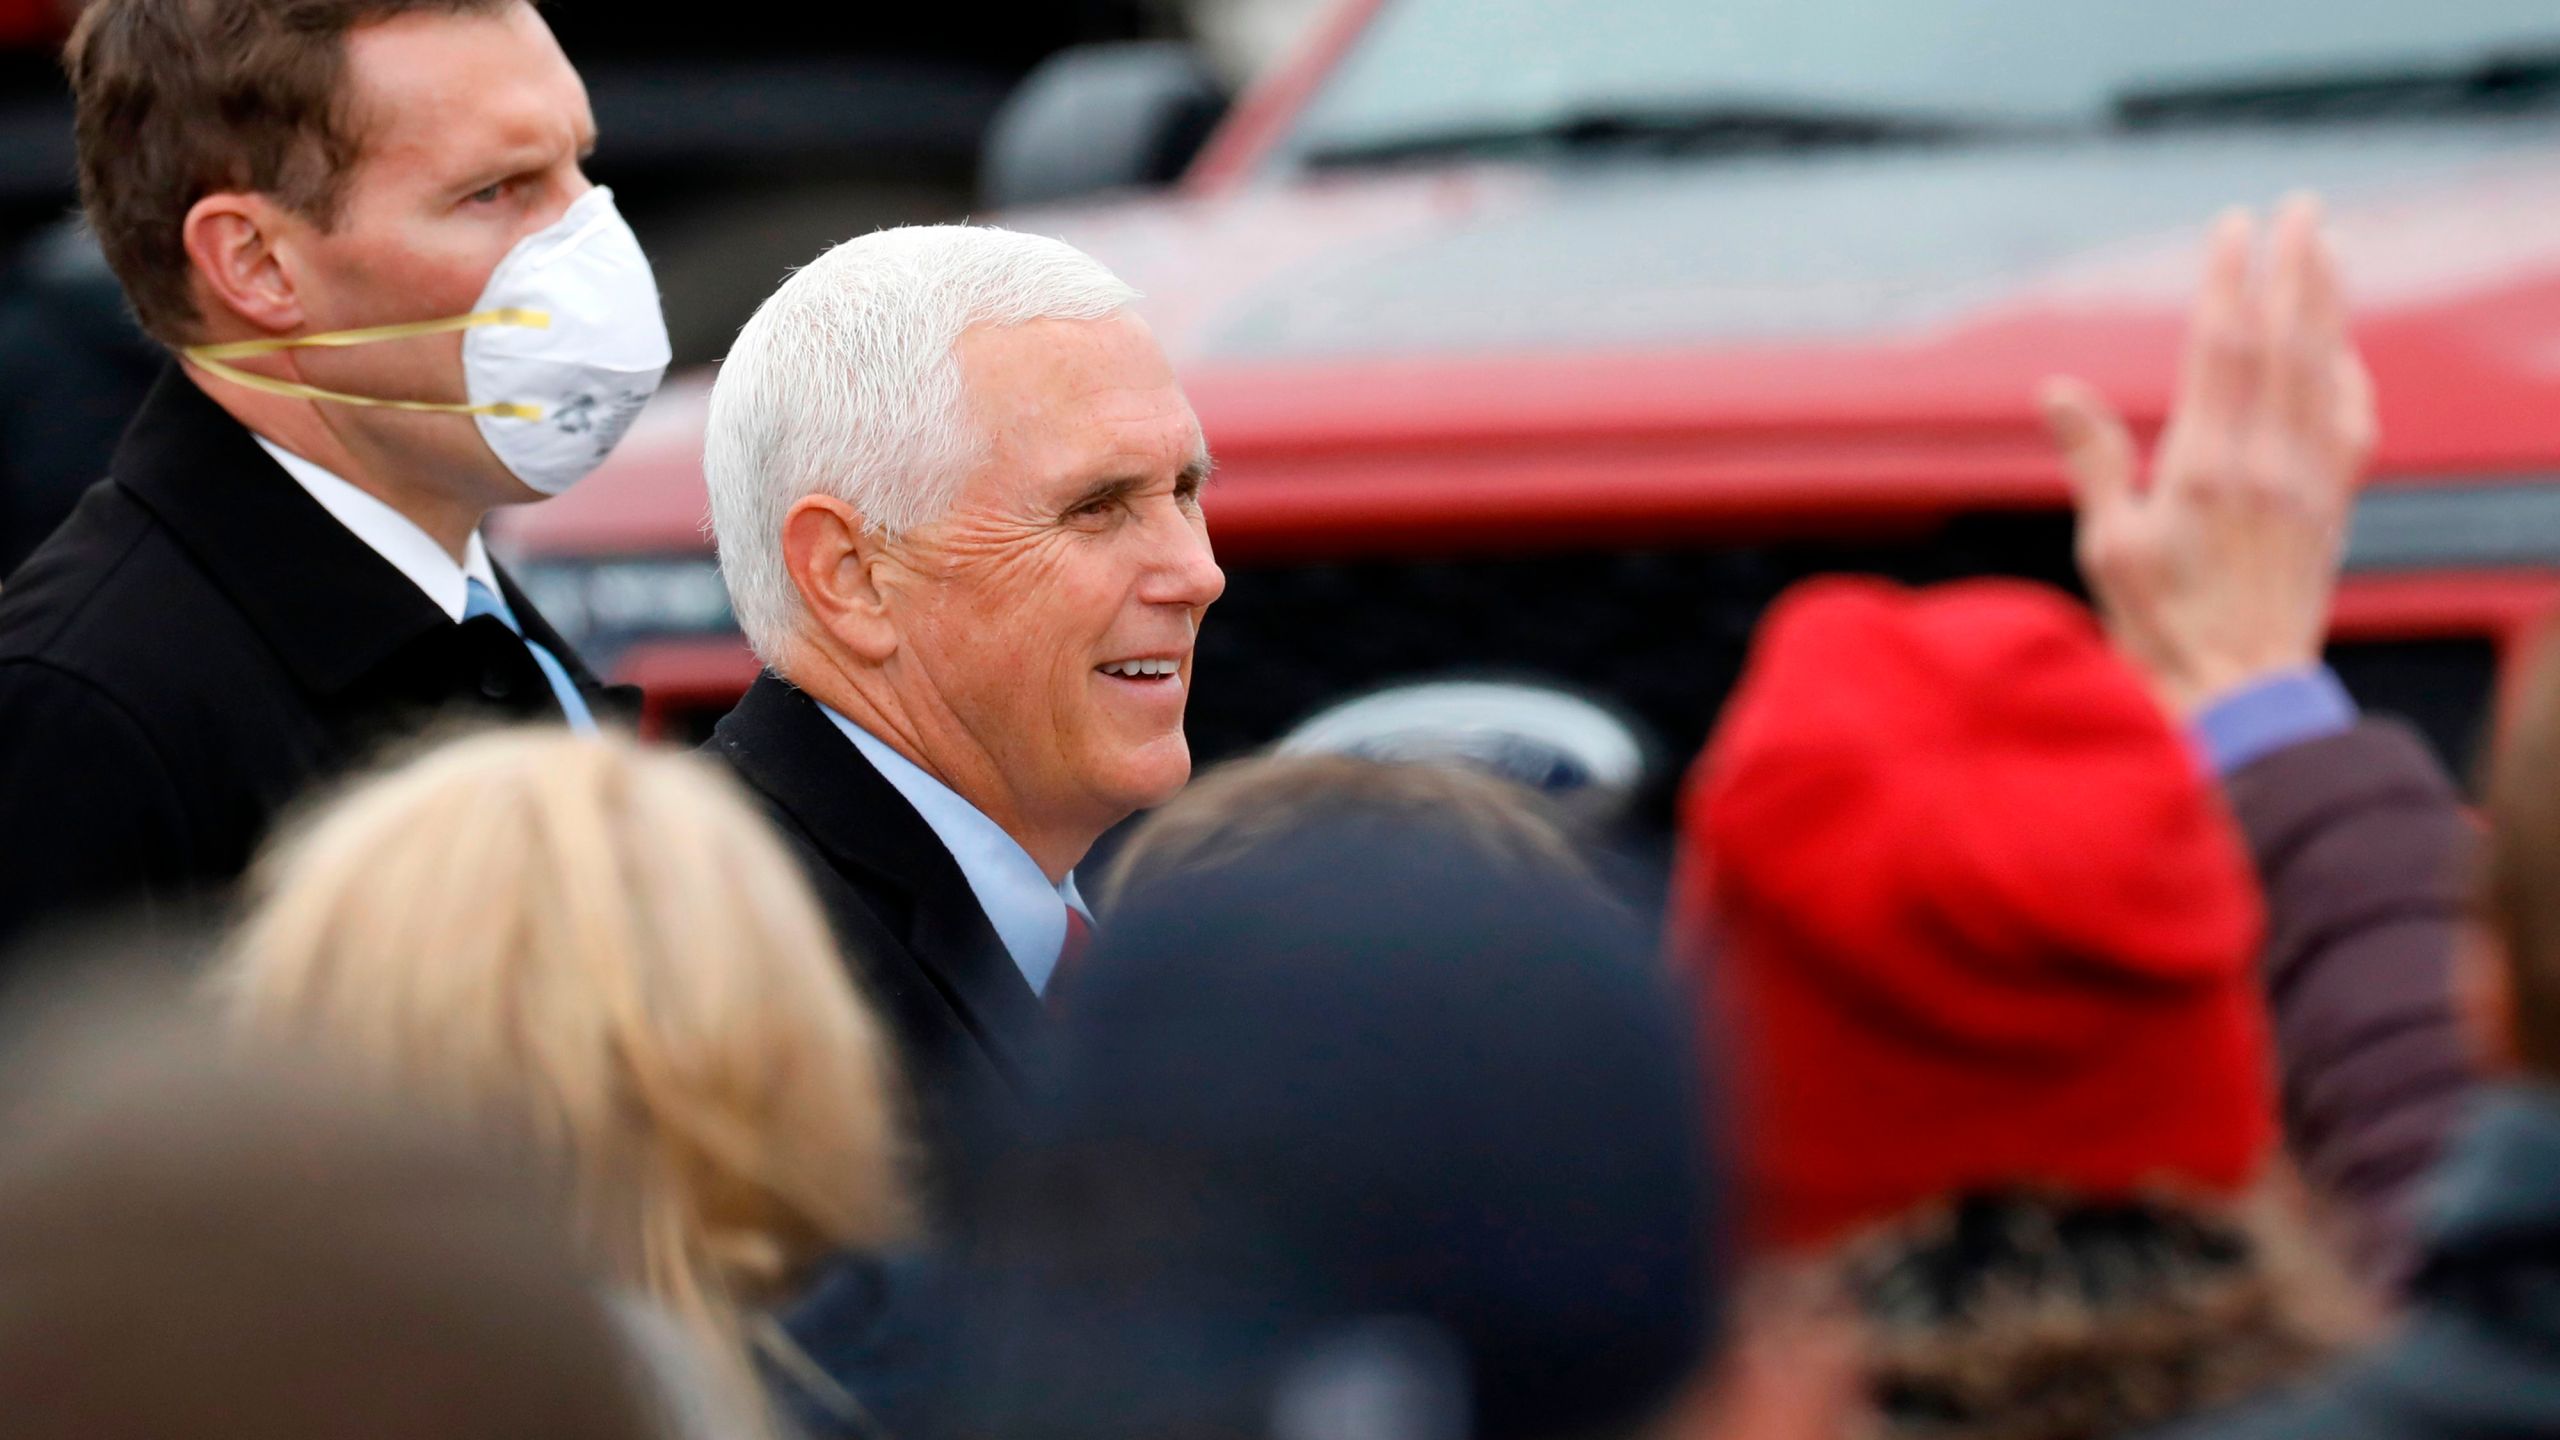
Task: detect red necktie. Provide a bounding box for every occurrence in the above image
[1049,908,1094,1011]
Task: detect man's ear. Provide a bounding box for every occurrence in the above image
[180,192,304,336]
[782,495,899,664]
[2457,923,2525,1076]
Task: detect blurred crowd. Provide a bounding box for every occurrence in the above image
[0,4,2547,1440]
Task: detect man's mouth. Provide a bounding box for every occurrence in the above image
[1097,658,1183,681]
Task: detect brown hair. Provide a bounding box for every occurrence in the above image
[2485,629,2560,1076]
[1100,751,1594,915]
[65,0,523,343]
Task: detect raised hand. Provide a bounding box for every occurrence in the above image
[2041,195,2378,718]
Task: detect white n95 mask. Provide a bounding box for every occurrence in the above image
[183,185,673,496]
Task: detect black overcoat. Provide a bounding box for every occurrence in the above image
[705,672,1047,1202]
[0,368,632,959]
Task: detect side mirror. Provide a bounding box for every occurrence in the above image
[979,42,1229,211]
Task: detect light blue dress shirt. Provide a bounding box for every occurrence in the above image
[817,703,1090,996]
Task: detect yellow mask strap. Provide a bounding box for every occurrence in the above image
[181,308,553,421]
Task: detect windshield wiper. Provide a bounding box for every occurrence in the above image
[1303,101,2037,171]
[2115,45,2560,128]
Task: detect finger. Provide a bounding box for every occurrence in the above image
[2172,207,2264,441]
[2262,193,2347,443]
[2040,376,2140,516]
[2320,349,2378,556]
[2333,348,2379,477]
[2268,192,2343,347]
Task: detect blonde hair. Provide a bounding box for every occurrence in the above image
[216,727,914,1439]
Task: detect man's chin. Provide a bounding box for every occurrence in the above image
[1097,734,1194,816]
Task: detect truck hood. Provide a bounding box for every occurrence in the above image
[510,119,2560,560]
[1043,123,2560,366]
[1037,123,2560,467]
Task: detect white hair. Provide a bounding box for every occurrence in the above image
[703,225,1141,664]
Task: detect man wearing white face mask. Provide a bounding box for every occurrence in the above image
[0,0,670,959]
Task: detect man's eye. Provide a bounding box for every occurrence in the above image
[466,182,508,205]
[1071,497,1115,519]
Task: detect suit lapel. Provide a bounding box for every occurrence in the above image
[110,367,626,720]
[714,673,1048,1086]
[111,368,449,697]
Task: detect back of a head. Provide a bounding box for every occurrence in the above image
[0,990,656,1440]
[1679,577,2275,1251]
[963,820,1724,1440]
[216,728,912,1429]
[703,223,1139,663]
[1098,751,1591,915]
[1677,579,2359,1440]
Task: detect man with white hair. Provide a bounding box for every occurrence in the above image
[703,226,1223,1184]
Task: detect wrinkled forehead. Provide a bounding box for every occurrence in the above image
[954,312,1208,490]
[339,6,595,190]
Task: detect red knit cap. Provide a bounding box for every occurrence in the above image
[1674,578,2275,1253]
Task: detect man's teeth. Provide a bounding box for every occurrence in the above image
[1099,659,1180,678]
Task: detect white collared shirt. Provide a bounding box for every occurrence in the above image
[816,703,1090,996]
[255,437,500,622]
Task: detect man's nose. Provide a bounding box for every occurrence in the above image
[525,173,596,239]
[1142,512,1226,611]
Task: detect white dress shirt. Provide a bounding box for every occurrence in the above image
[817,703,1090,996]
[255,437,499,622]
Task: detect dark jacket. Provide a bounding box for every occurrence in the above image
[709,677,1076,1440]
[2170,1087,2560,1440]
[2224,720,2479,1290]
[0,368,632,961]
[705,672,1047,1202]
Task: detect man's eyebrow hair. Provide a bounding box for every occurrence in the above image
[1063,474,1149,510]
[450,146,558,190]
[1064,452,1214,511]
[455,122,598,183]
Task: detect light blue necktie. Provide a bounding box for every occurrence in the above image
[464,577,597,734]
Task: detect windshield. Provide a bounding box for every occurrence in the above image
[1280,0,2560,167]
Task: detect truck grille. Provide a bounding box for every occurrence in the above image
[1189,513,2493,839]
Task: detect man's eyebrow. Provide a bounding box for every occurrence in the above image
[1064,450,1215,511]
[447,147,547,190]
[1063,475,1149,511]
[447,123,597,188]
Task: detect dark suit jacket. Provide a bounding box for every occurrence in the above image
[706,673,1047,1202]
[0,367,633,960]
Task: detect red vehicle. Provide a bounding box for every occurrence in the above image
[500,0,2560,843]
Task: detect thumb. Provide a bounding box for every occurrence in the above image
[2040,376,2140,517]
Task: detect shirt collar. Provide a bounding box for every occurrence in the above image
[253,437,500,624]
[815,703,1088,995]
